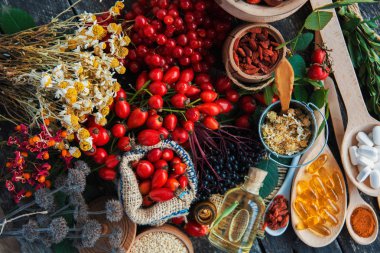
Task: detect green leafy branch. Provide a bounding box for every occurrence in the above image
[278,0,379,52]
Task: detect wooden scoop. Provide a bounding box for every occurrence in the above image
[327,76,378,245]
[274,58,294,113]
[310,0,380,196]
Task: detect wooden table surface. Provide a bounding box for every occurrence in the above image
[1,0,379,252]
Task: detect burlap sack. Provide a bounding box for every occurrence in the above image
[119,139,197,225]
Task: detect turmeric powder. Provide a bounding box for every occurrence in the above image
[350,207,375,238]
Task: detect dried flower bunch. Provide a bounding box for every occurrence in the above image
[4,121,74,202]
[0,1,130,157]
[0,158,124,251]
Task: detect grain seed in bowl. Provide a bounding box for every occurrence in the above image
[130,232,188,253]
[261,108,312,155]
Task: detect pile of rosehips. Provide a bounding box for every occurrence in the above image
[132,67,240,142]
[125,0,233,73]
[307,48,331,81]
[134,148,189,207]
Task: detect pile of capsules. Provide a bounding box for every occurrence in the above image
[349,126,380,189]
[294,154,344,237]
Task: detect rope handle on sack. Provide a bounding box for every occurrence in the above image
[224,60,274,91]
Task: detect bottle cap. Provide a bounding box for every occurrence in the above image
[243,167,267,194]
[247,167,268,184]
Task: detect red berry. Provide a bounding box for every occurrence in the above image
[111,123,127,138]
[136,160,155,179]
[154,159,169,170]
[147,148,163,163]
[225,89,240,103]
[148,95,164,110]
[162,148,174,161]
[117,137,131,152]
[185,108,200,122]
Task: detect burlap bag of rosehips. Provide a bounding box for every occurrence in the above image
[118,139,197,226]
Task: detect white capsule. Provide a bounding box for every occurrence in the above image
[373,126,380,145]
[349,146,359,166]
[370,170,380,189]
[357,155,374,167]
[358,145,378,161]
[357,166,372,183]
[356,132,374,147]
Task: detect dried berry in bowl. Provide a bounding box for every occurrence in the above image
[223,24,286,86]
[265,195,289,230]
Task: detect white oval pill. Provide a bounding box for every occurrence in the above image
[357,155,374,167]
[356,132,374,147]
[370,170,380,189]
[373,126,380,145]
[349,146,359,166]
[357,166,372,183]
[358,145,378,161]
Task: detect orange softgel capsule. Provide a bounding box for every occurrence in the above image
[307,154,328,174]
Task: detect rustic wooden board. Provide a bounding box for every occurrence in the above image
[1,0,379,252]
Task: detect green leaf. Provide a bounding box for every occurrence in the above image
[264,86,274,105]
[291,32,314,51]
[342,16,361,32]
[305,11,333,31]
[316,0,378,10]
[310,89,329,109]
[0,5,35,34]
[303,78,324,88]
[317,103,330,136]
[293,85,309,102]
[288,54,306,77]
[256,158,279,199]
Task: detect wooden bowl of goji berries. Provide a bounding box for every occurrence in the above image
[223,23,286,89]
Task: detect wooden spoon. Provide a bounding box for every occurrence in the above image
[326,76,378,245]
[274,58,294,113]
[310,0,380,196]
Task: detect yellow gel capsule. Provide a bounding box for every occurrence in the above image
[319,167,335,189]
[322,198,340,214]
[332,172,344,196]
[310,224,331,237]
[326,186,339,202]
[296,222,307,230]
[305,202,319,216]
[307,154,328,174]
[297,180,309,194]
[294,199,309,220]
[320,208,338,226]
[305,216,321,227]
[299,188,318,202]
[311,175,328,196]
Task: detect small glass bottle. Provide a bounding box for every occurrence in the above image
[208,167,267,253]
